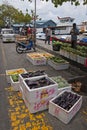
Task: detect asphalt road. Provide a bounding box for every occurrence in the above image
[0,39,87,130]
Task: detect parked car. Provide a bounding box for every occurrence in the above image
[36,32,46,40]
[1,28,15,42]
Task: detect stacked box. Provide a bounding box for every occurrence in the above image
[49,91,82,124]
[19,71,47,85]
[21,75,58,113]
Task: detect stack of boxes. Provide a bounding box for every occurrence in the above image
[6,68,82,124]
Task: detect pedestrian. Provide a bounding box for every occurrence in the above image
[27,27,32,35]
[45,26,52,45]
[27,27,32,39]
[19,27,22,35]
[70,23,79,49]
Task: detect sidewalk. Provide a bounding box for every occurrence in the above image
[36,39,87,74]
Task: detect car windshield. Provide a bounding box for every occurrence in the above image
[3,30,14,34]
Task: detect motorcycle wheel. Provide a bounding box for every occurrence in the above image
[16,45,23,54]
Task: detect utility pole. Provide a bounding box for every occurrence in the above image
[33,0,36,49]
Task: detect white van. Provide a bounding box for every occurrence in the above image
[1,28,15,42]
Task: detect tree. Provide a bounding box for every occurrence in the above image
[0,4,32,27]
[26,0,87,7]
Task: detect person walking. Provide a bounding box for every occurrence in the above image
[70,23,79,49]
[45,26,52,45]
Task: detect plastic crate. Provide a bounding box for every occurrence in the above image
[49,91,82,124]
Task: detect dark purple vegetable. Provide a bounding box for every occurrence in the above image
[21,70,45,78]
[25,77,54,89]
[53,91,80,111]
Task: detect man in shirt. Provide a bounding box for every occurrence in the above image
[70,23,79,49]
[45,26,52,45]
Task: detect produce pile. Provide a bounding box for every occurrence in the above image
[27,53,45,59]
[51,76,69,88]
[7,68,26,75]
[68,76,87,93]
[25,77,55,89]
[40,52,54,59]
[21,70,45,78]
[53,91,80,111]
[11,74,19,82]
[49,56,67,63]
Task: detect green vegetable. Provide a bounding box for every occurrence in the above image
[11,74,19,82]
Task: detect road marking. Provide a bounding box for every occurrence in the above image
[1,43,7,66]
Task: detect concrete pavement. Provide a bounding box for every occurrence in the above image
[0,39,87,130]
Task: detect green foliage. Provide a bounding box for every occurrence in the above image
[0,4,32,27]
[26,0,87,7]
[52,41,62,45]
[50,56,66,63]
[61,43,87,57]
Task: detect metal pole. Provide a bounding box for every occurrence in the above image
[34,0,36,48]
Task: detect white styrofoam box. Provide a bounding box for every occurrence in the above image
[26,54,46,65]
[6,68,27,83]
[48,59,69,70]
[58,86,71,94]
[19,71,47,86]
[77,55,86,65]
[51,76,71,94]
[19,86,25,100]
[49,91,82,124]
[64,51,70,59]
[59,49,65,56]
[23,93,53,113]
[69,52,77,61]
[21,75,58,103]
[10,76,20,91]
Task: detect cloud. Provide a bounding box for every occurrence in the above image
[0,0,87,24]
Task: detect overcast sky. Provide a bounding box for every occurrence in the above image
[0,0,87,24]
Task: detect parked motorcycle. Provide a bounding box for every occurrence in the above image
[16,39,36,54]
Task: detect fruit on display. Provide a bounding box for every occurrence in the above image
[11,74,19,82]
[25,77,54,89]
[51,76,69,88]
[27,53,44,59]
[71,81,82,92]
[7,68,26,75]
[53,91,80,111]
[49,56,67,63]
[40,52,54,59]
[68,76,87,93]
[21,70,45,78]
